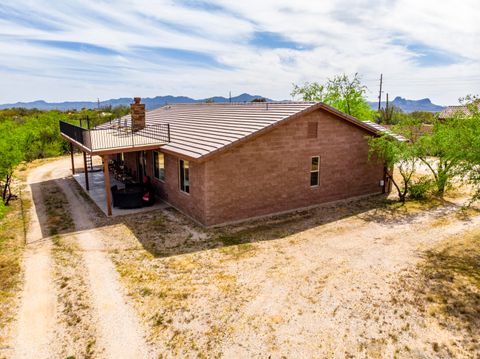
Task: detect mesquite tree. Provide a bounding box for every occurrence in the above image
[0,121,23,205]
[291,73,376,121]
[368,135,417,203]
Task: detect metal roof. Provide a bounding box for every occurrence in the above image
[439,104,480,119]
[106,102,401,160]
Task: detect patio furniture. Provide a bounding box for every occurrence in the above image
[111,185,144,209]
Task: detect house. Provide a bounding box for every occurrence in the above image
[60,98,396,226]
[438,104,480,120]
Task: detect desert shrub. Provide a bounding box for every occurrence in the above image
[408,176,435,200]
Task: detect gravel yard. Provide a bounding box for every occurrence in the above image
[3,156,479,358]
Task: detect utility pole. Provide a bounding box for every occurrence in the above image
[377,74,383,111]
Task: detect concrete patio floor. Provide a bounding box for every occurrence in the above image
[73,166,168,217]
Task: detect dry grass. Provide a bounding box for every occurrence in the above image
[392,230,480,358]
[93,182,480,357]
[0,182,29,346]
[41,180,98,358]
[40,181,74,236]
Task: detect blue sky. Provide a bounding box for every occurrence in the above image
[0,0,479,104]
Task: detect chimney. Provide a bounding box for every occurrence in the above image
[131,97,145,131]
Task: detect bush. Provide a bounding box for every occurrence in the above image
[0,201,8,220]
[408,176,435,200]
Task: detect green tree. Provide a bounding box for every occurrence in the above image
[452,95,480,201]
[368,134,417,203]
[291,73,376,120]
[414,117,462,196]
[0,120,24,205]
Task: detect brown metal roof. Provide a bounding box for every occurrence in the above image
[104,102,399,160]
[439,104,480,119]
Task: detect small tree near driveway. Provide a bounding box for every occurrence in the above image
[368,135,417,203]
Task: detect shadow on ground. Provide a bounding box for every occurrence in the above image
[30,171,474,259]
[395,232,480,355]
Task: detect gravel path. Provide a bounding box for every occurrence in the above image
[56,176,152,358]
[12,162,58,359]
[11,157,151,358]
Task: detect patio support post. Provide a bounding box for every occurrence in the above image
[70,143,75,175]
[103,156,112,216]
[83,151,89,191]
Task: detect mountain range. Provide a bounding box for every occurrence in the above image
[0,93,270,111]
[0,94,445,113]
[368,96,445,112]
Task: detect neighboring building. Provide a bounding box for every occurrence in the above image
[61,99,398,226]
[439,104,480,120]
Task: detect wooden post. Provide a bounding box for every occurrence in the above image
[83,151,89,191]
[70,143,75,175]
[103,156,112,216]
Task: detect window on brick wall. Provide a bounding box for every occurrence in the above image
[179,159,190,193]
[307,122,318,138]
[153,151,165,181]
[310,156,320,186]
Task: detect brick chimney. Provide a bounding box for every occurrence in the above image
[131,97,145,131]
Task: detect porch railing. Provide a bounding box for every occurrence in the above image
[60,121,170,152]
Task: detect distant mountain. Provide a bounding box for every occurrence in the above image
[368,97,445,113]
[0,93,272,111]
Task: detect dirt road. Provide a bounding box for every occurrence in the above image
[11,157,152,358]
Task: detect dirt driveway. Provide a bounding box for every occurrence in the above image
[9,157,153,358]
[6,156,480,358]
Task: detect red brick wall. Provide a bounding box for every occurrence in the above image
[145,151,207,224]
[202,108,384,225]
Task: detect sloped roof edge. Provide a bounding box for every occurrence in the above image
[195,102,404,162]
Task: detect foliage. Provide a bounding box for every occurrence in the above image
[0,109,69,204]
[0,201,8,220]
[410,111,435,124]
[291,73,376,121]
[368,134,417,203]
[0,105,129,205]
[450,95,480,201]
[414,117,462,196]
[0,120,24,205]
[408,176,435,200]
[64,106,128,128]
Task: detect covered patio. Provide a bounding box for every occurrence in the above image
[73,165,168,217]
[59,105,171,216]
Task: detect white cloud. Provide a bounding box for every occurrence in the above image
[0,0,478,104]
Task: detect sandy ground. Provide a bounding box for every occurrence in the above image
[55,177,152,358]
[9,156,153,358]
[99,187,480,357]
[12,163,57,359]
[7,155,480,358]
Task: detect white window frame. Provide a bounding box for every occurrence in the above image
[179,159,190,194]
[153,151,165,182]
[310,156,320,187]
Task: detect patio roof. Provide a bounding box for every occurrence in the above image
[73,167,168,216]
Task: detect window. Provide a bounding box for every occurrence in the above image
[153,151,165,181]
[179,159,190,193]
[310,156,320,186]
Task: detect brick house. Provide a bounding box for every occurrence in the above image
[61,100,395,226]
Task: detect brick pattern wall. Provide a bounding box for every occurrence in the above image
[202,108,384,225]
[145,151,207,224]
